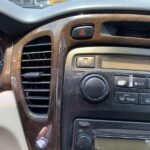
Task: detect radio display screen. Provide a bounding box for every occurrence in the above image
[95,138,150,150]
[101,55,150,71]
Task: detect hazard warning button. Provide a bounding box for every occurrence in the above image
[72,26,94,39]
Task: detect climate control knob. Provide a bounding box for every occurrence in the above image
[80,74,109,102]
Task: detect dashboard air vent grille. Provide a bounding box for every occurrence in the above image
[21,36,51,115]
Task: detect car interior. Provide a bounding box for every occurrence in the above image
[1,0,150,150]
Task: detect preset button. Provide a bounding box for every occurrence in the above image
[115,92,138,104]
[139,93,150,105]
[133,77,146,88]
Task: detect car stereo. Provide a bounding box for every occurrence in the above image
[61,47,150,150]
[72,119,150,150]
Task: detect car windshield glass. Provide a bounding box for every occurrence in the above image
[9,0,67,8]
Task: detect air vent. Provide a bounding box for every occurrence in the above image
[21,36,51,115]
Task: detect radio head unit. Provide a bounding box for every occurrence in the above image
[72,119,150,150]
[61,47,150,150]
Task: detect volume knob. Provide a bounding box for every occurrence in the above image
[76,135,92,150]
[80,74,109,102]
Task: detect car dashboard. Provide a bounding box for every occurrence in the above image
[1,0,150,150]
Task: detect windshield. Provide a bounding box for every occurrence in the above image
[9,0,67,8]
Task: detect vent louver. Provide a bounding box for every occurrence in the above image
[21,36,51,115]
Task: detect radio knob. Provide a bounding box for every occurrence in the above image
[76,135,92,150]
[80,74,109,102]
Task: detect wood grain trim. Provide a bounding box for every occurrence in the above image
[0,45,12,91]
[0,35,12,92]
[11,14,150,150]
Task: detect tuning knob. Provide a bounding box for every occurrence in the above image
[80,74,109,103]
[76,135,92,150]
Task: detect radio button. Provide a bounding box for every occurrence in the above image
[78,121,90,128]
[115,92,138,104]
[133,77,146,88]
[76,135,92,150]
[148,78,150,89]
[139,93,150,105]
[80,74,109,103]
[77,56,95,68]
[115,76,129,87]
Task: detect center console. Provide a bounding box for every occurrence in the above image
[61,47,150,150]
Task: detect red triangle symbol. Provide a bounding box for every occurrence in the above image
[79,29,86,36]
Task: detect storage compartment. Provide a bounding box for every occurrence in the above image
[101,21,150,39]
